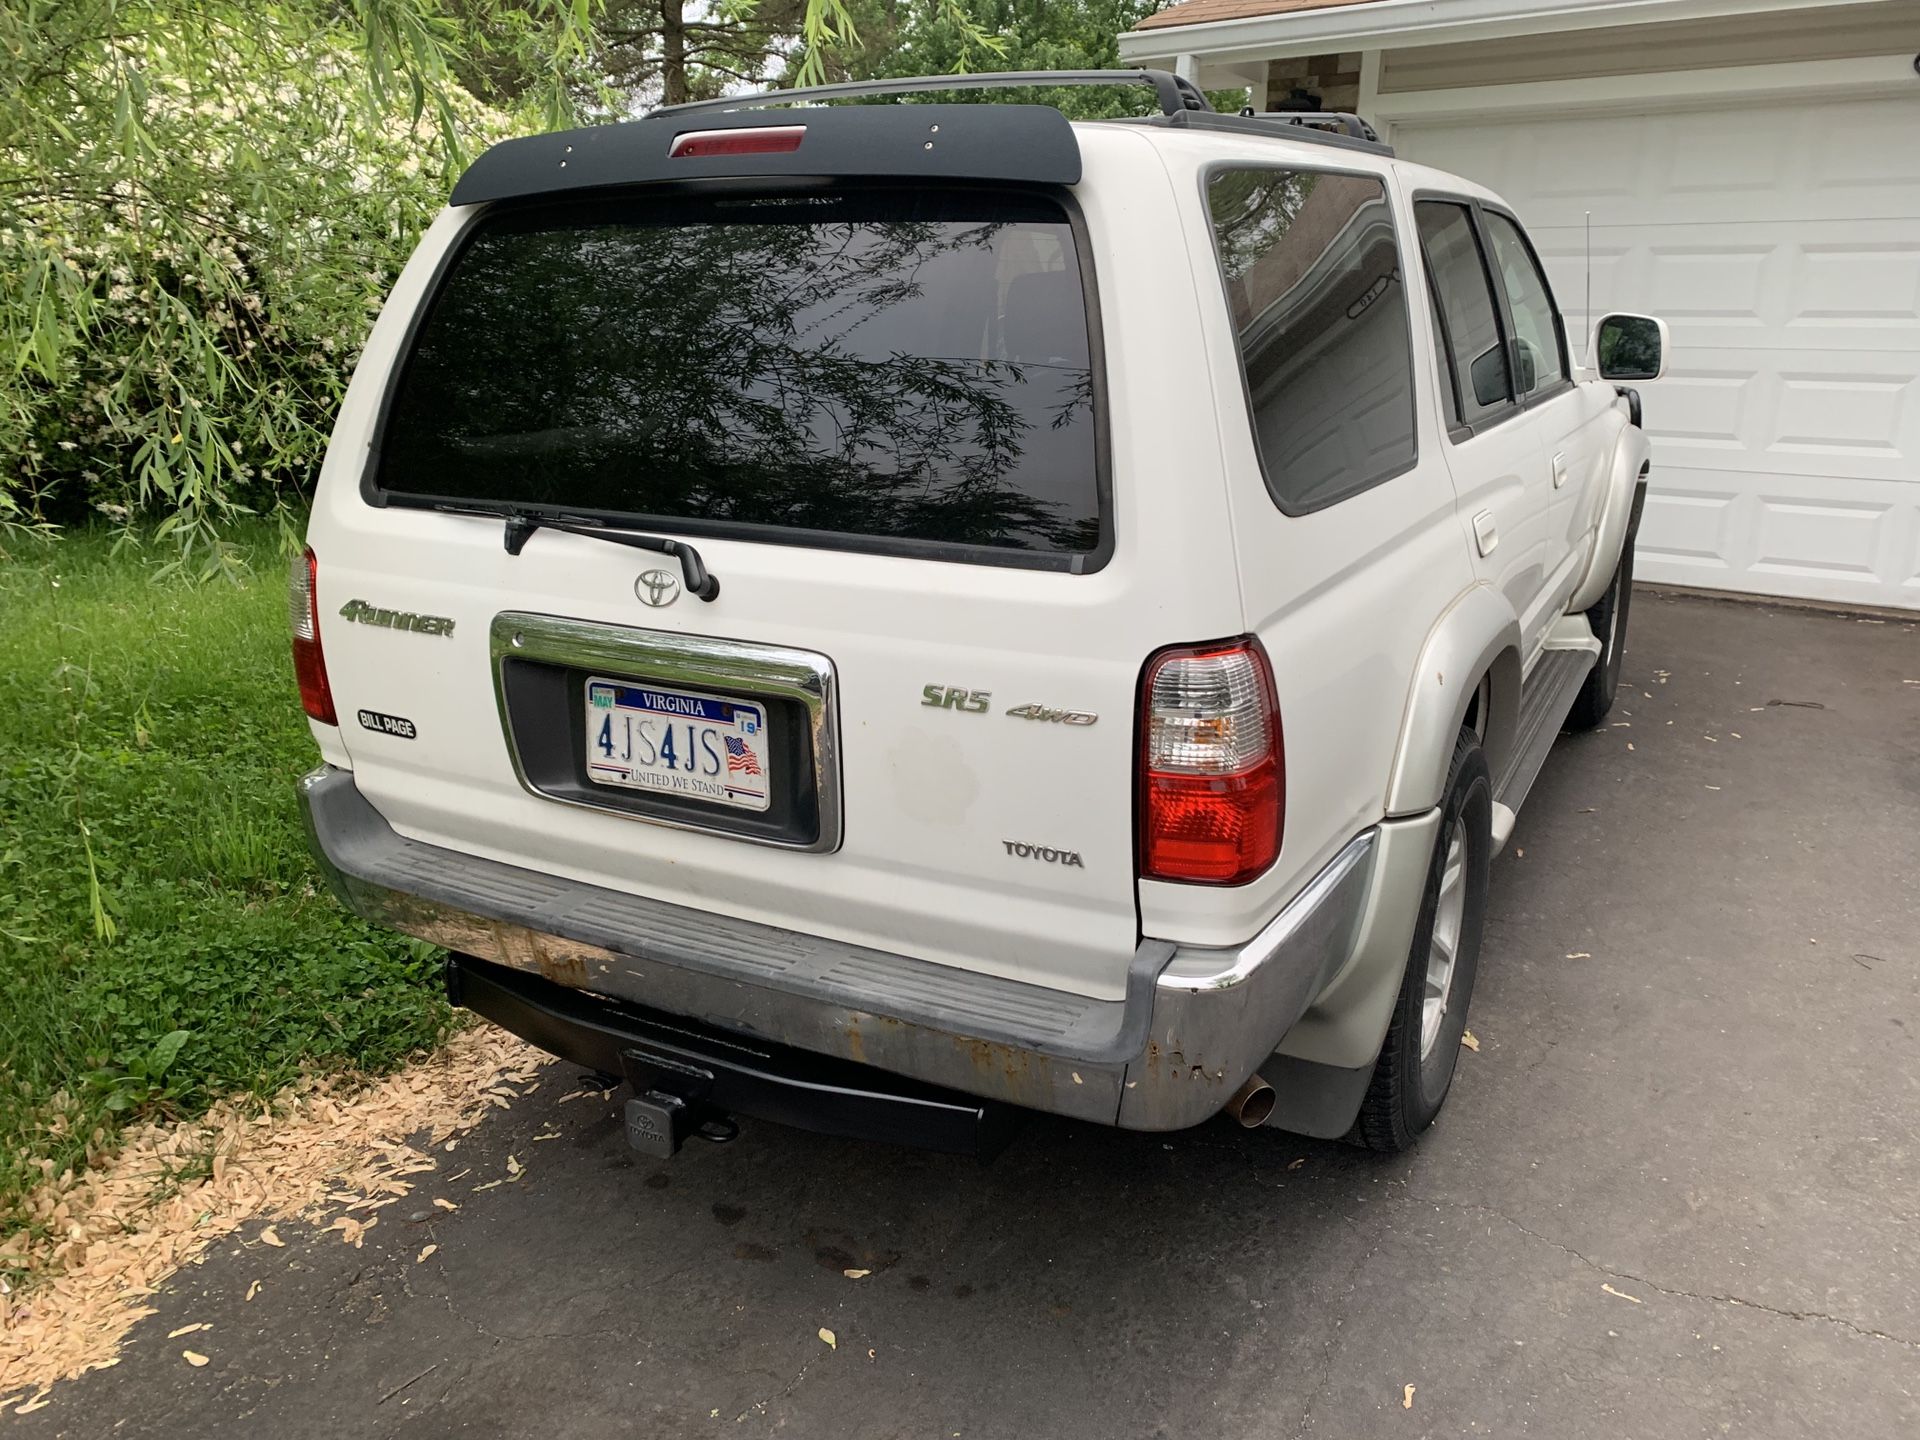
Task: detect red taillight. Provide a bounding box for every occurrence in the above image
[289,545,336,725]
[1138,638,1283,885]
[668,125,806,159]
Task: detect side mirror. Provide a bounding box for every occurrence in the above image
[1468,345,1508,407]
[1593,313,1668,381]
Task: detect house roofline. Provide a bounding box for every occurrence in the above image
[1117,0,1894,74]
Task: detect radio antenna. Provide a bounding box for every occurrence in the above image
[1584,210,1592,334]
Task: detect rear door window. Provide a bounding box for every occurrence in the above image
[1206,167,1418,513]
[1415,201,1511,429]
[374,189,1103,565]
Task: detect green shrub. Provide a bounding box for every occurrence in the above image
[0,1,591,562]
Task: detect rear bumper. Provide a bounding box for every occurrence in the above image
[299,766,1377,1130]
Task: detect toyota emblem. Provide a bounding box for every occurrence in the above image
[635,569,680,607]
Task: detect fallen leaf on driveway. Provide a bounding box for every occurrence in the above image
[417,1245,437,1264]
[258,1226,285,1248]
[245,1282,260,1302]
[166,1323,208,1339]
[505,1154,523,1178]
[13,1393,52,1415]
[182,1350,209,1367]
[1601,1283,1643,1304]
[843,1269,870,1280]
[1287,1157,1306,1170]
[433,1198,458,1212]
[1403,1384,1415,1409]
[818,1328,837,1349]
[1565,952,1591,959]
[1460,1031,1480,1052]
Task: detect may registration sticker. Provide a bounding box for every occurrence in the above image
[584,679,771,812]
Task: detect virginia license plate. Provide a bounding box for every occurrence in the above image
[584,678,771,812]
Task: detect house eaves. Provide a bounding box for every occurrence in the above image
[1117,0,1888,72]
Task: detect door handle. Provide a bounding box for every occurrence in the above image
[1552,451,1570,488]
[1472,510,1498,556]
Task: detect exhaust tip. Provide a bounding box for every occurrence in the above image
[1227,1073,1275,1129]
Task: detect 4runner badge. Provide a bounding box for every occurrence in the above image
[338,600,454,637]
[635,569,680,607]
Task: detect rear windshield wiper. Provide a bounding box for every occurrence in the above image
[482,511,720,602]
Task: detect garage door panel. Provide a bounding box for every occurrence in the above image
[1635,470,1916,603]
[1640,346,1920,482]
[1399,91,1920,608]
[1792,242,1920,328]
[1638,370,1753,453]
[1638,486,1739,572]
[1749,492,1896,583]
[1643,244,1776,327]
[1769,370,1914,463]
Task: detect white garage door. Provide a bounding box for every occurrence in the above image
[1395,93,1920,610]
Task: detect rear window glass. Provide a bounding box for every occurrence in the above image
[374,190,1102,561]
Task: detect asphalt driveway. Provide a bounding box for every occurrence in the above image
[14,589,1919,1439]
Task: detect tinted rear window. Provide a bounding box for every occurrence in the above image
[374,190,1103,561]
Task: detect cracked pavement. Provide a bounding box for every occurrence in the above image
[13,590,1919,1438]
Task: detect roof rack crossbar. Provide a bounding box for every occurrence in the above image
[653,69,1213,121]
[1240,110,1382,143]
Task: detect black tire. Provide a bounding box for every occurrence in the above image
[1350,726,1492,1153]
[1564,512,1641,732]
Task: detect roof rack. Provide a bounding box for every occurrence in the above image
[652,69,1214,121]
[1143,108,1394,158]
[1240,109,1384,144]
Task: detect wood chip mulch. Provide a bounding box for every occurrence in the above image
[1,1028,544,1413]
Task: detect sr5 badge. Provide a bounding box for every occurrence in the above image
[921,685,991,714]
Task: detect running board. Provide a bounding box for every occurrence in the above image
[1491,640,1599,836]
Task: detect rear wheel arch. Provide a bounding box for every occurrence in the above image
[1384,585,1522,817]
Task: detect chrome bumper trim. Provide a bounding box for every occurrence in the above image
[300,766,1378,1130]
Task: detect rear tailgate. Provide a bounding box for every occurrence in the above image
[306,125,1242,1003]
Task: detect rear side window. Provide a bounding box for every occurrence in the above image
[375,189,1102,564]
[1415,201,1510,428]
[1481,211,1567,397]
[1206,167,1417,514]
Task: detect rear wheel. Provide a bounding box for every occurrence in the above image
[1351,725,1491,1153]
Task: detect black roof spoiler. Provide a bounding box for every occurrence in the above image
[449,102,1085,204]
[448,69,1392,207]
[449,69,1211,206]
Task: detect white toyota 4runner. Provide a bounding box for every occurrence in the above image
[295,71,1668,1157]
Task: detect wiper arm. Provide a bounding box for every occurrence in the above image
[500,513,720,602]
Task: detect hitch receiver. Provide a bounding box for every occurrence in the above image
[620,1046,717,1158]
[624,1091,691,1158]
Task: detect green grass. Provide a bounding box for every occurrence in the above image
[0,521,453,1246]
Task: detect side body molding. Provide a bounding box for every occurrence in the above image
[1566,418,1652,613]
[1383,582,1522,818]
